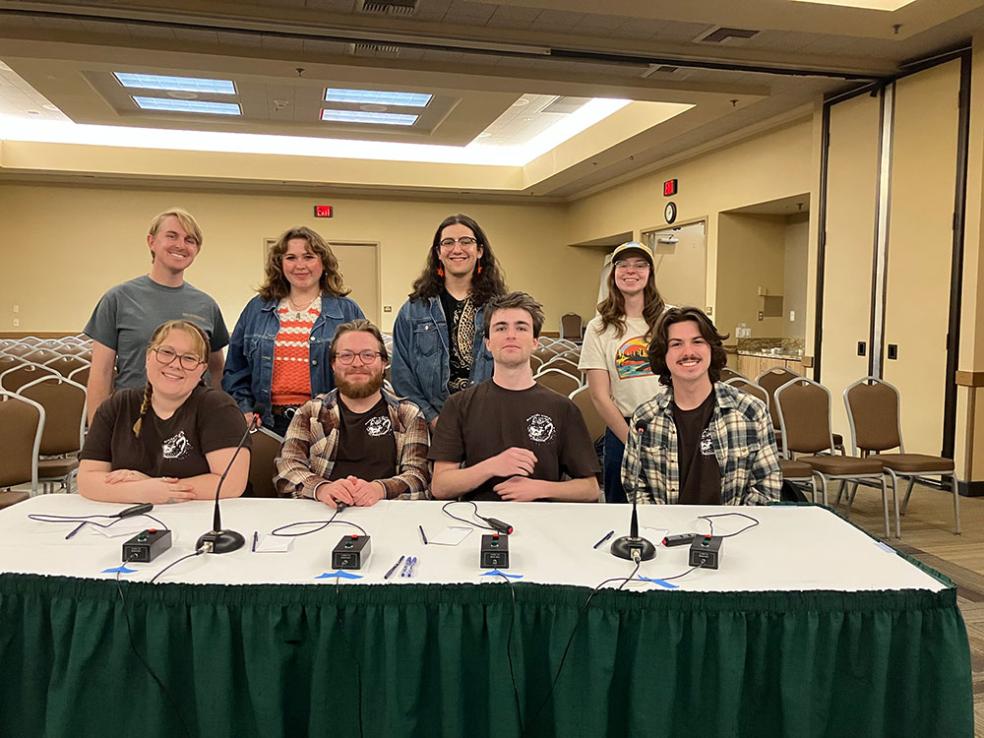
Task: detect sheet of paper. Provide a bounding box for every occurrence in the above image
[254,534,293,553]
[429,526,472,546]
[89,520,153,539]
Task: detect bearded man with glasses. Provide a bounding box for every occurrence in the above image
[275,320,430,507]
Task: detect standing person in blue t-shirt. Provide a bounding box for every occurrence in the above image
[391,214,507,429]
[84,208,229,424]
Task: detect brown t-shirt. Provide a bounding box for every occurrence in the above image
[81,386,248,478]
[328,397,397,482]
[673,391,722,505]
[429,381,601,502]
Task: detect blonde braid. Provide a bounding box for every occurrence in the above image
[132,384,154,436]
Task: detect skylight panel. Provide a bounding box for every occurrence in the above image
[133,97,242,116]
[321,110,418,126]
[116,73,236,95]
[325,88,431,107]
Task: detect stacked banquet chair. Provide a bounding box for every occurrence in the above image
[843,377,960,535]
[774,376,895,538]
[724,376,818,502]
[0,335,92,499]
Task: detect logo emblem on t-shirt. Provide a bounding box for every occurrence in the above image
[615,335,654,380]
[699,429,715,456]
[527,413,556,443]
[162,431,192,460]
[365,416,393,438]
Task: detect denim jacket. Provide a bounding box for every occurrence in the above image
[221,293,365,428]
[390,296,494,422]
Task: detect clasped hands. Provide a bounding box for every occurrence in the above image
[104,469,195,503]
[315,476,386,508]
[484,447,544,502]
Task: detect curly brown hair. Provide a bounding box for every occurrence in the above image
[408,214,506,306]
[594,250,665,340]
[258,226,350,302]
[648,307,729,386]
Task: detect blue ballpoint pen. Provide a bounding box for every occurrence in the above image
[65,522,86,540]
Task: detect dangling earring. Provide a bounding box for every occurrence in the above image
[476,262,483,275]
[436,265,445,278]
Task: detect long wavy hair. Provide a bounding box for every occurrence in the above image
[594,255,665,340]
[648,307,729,386]
[134,320,210,436]
[259,226,350,302]
[408,214,506,306]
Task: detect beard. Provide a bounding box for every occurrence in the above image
[335,368,385,400]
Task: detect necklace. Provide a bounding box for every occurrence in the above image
[287,295,317,312]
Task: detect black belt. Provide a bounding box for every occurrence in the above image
[271,405,301,418]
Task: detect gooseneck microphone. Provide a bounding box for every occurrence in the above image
[611,418,656,562]
[196,404,264,554]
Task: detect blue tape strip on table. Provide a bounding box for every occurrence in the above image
[315,571,363,580]
[480,569,523,579]
[103,565,137,575]
[638,576,679,589]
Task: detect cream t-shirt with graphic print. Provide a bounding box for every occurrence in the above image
[578,315,665,417]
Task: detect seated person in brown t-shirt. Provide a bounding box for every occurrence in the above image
[78,320,250,504]
[429,291,601,503]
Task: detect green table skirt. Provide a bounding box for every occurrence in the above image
[0,573,972,738]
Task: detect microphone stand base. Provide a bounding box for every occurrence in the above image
[610,536,656,562]
[196,529,245,554]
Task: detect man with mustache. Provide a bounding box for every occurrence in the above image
[622,307,781,505]
[274,319,430,506]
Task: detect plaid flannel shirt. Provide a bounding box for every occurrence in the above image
[622,382,781,505]
[274,387,430,500]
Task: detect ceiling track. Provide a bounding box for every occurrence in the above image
[0,6,889,82]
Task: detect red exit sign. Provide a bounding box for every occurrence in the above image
[663,179,678,197]
[313,205,334,218]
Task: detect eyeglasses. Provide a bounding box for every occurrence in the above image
[614,259,650,271]
[439,236,478,248]
[335,350,383,365]
[152,347,204,370]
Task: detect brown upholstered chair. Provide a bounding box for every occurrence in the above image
[533,346,561,363]
[534,368,580,398]
[530,354,544,372]
[775,377,895,537]
[18,375,86,493]
[844,377,959,535]
[249,427,284,498]
[542,357,581,381]
[560,314,583,342]
[0,391,45,499]
[759,366,844,453]
[44,355,90,377]
[0,362,58,392]
[568,385,607,444]
[719,367,747,382]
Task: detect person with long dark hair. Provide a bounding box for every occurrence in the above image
[578,241,666,503]
[223,226,364,435]
[391,214,507,428]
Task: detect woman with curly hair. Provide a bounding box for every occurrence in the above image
[391,214,507,428]
[79,320,249,503]
[223,226,364,435]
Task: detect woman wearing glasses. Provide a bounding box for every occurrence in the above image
[78,320,249,503]
[391,214,507,428]
[578,242,667,503]
[223,226,364,436]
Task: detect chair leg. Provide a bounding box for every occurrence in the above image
[950,472,961,535]
[845,482,859,518]
[901,477,917,516]
[835,480,848,507]
[886,475,899,538]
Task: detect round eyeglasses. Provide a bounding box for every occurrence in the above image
[152,347,204,371]
[335,350,383,365]
[439,236,478,248]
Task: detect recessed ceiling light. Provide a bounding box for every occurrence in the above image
[133,97,241,115]
[790,0,916,9]
[325,88,431,107]
[116,73,236,95]
[321,109,418,126]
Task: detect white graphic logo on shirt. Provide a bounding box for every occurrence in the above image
[365,416,393,437]
[699,429,715,456]
[162,431,192,460]
[527,413,556,444]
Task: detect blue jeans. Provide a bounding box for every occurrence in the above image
[603,426,629,504]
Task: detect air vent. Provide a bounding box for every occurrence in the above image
[350,42,402,57]
[541,96,590,115]
[640,64,687,79]
[357,0,417,15]
[697,26,759,44]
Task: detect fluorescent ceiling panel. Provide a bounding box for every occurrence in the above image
[325,88,432,107]
[115,73,236,94]
[789,0,917,9]
[321,109,418,126]
[133,97,242,115]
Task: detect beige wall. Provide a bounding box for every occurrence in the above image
[0,183,599,334]
[715,213,787,338]
[565,117,818,338]
[783,213,810,340]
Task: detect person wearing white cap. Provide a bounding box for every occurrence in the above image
[578,241,667,503]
